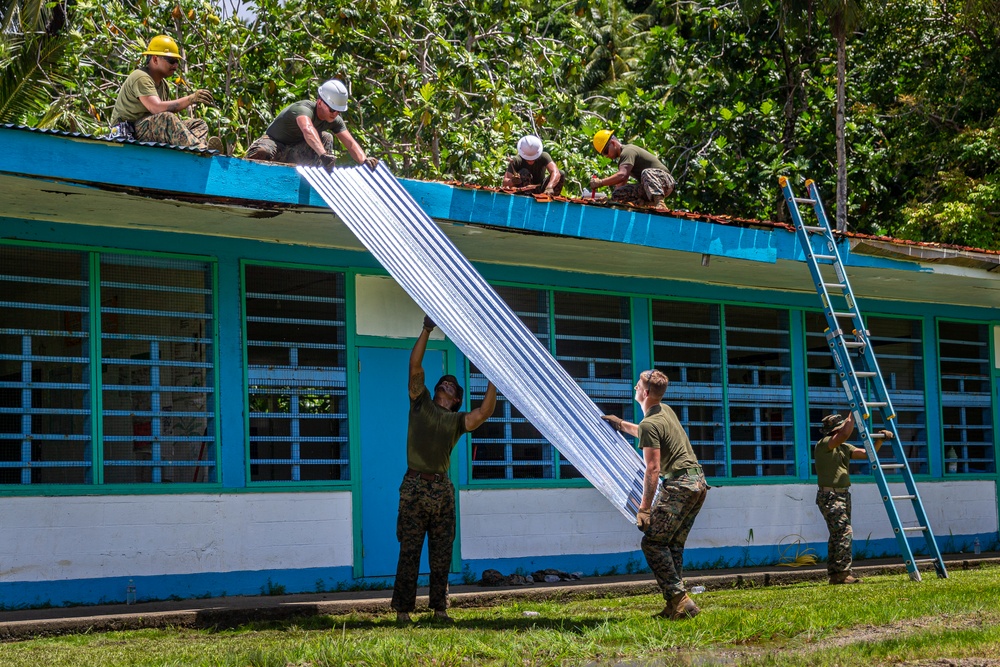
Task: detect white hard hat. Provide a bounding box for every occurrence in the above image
[318,79,349,112]
[517,135,543,160]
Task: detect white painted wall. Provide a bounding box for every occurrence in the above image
[460,481,998,559]
[355,274,445,339]
[0,493,353,583]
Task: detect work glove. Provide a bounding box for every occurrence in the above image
[636,509,651,532]
[191,89,215,106]
[319,153,337,171]
[423,315,436,331]
[601,414,623,432]
[364,156,379,171]
[881,429,895,440]
[543,186,555,196]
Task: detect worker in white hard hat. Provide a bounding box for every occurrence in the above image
[501,134,563,196]
[246,79,378,170]
[109,34,222,152]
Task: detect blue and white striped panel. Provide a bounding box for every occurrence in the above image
[298,164,644,521]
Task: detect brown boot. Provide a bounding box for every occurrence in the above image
[660,592,700,620]
[829,571,861,585]
[206,136,224,153]
[651,195,667,210]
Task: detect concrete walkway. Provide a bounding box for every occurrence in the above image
[1,553,995,641]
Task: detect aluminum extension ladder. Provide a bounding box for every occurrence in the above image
[779,176,947,581]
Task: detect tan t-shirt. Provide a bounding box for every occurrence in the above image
[814,437,858,488]
[111,69,170,125]
[638,403,699,478]
[406,387,468,474]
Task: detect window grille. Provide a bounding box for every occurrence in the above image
[725,306,794,477]
[938,321,994,474]
[100,254,216,484]
[652,301,726,477]
[245,266,349,482]
[0,246,92,485]
[469,287,633,481]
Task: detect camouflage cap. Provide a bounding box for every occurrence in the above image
[821,413,847,435]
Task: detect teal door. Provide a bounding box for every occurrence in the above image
[358,346,446,578]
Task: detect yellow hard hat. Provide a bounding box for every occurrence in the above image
[142,35,182,58]
[593,129,613,155]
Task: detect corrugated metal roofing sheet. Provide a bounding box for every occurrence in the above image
[298,163,645,521]
[1,123,219,155]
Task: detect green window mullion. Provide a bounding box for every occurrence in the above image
[89,252,104,485]
[719,306,731,478]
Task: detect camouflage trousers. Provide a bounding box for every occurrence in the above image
[390,474,455,613]
[641,473,708,599]
[245,132,336,166]
[816,488,853,575]
[612,168,676,204]
[134,113,209,149]
[511,165,564,195]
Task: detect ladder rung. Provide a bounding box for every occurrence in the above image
[903,526,927,532]
[823,282,846,289]
[853,371,877,377]
[913,558,939,565]
[892,494,916,501]
[833,311,856,319]
[801,225,825,233]
[865,401,888,408]
[814,254,836,261]
[844,341,865,348]
[881,463,905,470]
[794,197,817,205]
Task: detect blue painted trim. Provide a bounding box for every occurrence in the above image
[7,528,996,609]
[923,317,944,478]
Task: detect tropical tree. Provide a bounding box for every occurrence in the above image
[0,0,72,126]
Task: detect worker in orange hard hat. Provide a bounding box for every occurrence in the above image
[109,35,222,152]
[590,130,674,210]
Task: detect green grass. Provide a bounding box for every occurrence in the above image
[2,566,999,666]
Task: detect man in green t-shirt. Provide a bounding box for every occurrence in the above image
[814,412,894,584]
[109,35,221,152]
[602,369,708,620]
[245,79,377,170]
[501,135,563,196]
[589,130,675,210]
[390,315,496,624]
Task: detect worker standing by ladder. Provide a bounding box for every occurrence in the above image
[779,176,948,582]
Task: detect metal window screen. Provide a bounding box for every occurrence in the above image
[652,300,725,477]
[726,305,794,477]
[0,245,92,485]
[245,265,349,482]
[938,321,994,474]
[100,254,216,484]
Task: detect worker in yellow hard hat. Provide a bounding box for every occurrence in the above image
[589,130,674,210]
[245,79,378,171]
[109,35,222,153]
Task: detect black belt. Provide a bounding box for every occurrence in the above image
[406,468,445,482]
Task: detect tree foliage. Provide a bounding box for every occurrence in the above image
[2,0,998,249]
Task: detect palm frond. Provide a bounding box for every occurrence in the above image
[0,33,69,124]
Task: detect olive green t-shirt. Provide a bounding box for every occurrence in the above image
[505,152,554,185]
[265,100,348,146]
[638,404,699,478]
[618,144,668,182]
[406,387,468,474]
[111,69,170,125]
[814,437,858,488]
